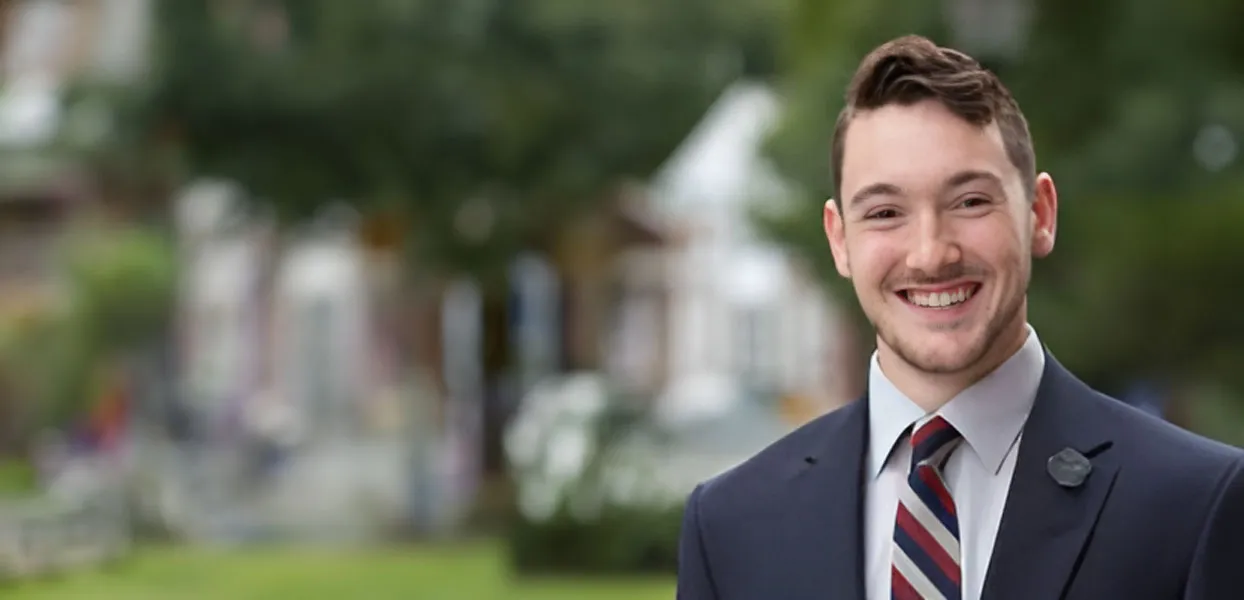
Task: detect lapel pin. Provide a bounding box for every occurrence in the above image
[1047,447,1092,488]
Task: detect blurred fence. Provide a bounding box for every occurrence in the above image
[0,496,131,582]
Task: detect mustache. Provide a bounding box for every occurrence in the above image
[888,264,988,289]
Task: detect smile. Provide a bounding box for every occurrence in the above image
[899,283,981,309]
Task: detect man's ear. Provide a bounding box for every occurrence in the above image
[1031,173,1058,258]
[823,199,851,278]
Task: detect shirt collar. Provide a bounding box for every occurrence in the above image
[867,324,1046,478]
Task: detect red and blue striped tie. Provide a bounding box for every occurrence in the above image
[891,415,964,600]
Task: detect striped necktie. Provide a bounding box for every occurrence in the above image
[891,415,964,600]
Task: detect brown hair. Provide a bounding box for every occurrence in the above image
[830,35,1035,202]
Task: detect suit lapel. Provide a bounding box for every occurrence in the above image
[780,397,869,600]
[980,354,1121,600]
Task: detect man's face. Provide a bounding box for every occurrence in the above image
[824,100,1057,375]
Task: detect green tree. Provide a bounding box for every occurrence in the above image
[73,0,783,283]
[0,227,176,462]
[8,228,177,431]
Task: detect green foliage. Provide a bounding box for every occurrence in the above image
[1030,185,1244,388]
[92,0,785,278]
[1189,385,1244,448]
[61,228,179,351]
[2,311,90,434]
[0,458,36,497]
[0,228,177,430]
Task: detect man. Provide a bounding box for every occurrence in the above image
[675,35,1244,600]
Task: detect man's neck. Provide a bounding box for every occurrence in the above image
[877,319,1030,413]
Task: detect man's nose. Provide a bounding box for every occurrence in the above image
[905,214,962,274]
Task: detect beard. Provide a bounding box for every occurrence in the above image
[877,292,1023,374]
[872,267,1028,375]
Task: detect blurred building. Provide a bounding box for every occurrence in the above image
[0,0,151,84]
[641,81,853,417]
[0,0,154,307]
[474,82,856,453]
[0,0,151,158]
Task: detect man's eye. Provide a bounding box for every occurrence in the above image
[866,209,898,220]
[960,196,990,208]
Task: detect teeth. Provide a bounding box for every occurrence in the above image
[905,286,976,309]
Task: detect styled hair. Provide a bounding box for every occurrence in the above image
[830,35,1035,202]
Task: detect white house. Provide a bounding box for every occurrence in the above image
[606,81,853,422]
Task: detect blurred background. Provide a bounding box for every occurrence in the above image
[0,0,1242,597]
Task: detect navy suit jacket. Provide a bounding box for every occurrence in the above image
[676,354,1244,599]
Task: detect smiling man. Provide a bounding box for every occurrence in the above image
[676,35,1244,600]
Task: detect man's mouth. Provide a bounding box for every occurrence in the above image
[898,283,981,309]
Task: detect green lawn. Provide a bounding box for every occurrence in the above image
[4,542,675,600]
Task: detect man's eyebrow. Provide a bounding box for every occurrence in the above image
[846,170,1003,209]
[945,169,1003,190]
[848,182,902,208]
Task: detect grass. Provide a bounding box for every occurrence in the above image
[4,541,676,600]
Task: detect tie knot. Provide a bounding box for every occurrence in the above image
[910,415,962,471]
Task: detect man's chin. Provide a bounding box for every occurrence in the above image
[884,333,988,375]
[905,353,980,375]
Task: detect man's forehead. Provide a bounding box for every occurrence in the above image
[839,102,1013,200]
